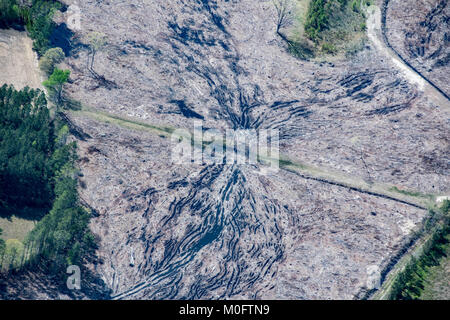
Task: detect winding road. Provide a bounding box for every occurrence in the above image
[368,2,450,109]
[364,1,450,299]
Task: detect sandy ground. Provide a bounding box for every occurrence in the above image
[0,29,43,90]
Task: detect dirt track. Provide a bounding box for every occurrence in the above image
[367,4,450,109]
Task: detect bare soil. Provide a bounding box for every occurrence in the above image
[0,29,43,90]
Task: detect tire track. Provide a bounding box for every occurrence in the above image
[81,0,443,300]
[113,164,285,299]
[380,0,450,105]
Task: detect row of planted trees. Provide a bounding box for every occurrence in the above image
[1,1,104,277]
[0,84,97,274]
[388,200,450,299]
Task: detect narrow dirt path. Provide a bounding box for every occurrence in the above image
[364,3,449,299]
[367,4,450,109]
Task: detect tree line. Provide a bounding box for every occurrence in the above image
[304,0,367,42]
[0,85,96,273]
[0,85,96,274]
[0,85,54,210]
[0,0,63,55]
[1,0,97,278]
[389,200,450,300]
[24,140,97,273]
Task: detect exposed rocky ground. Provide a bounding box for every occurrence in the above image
[1,0,449,299]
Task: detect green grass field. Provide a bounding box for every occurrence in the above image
[0,216,36,242]
[0,214,36,272]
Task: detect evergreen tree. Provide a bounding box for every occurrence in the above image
[43,68,70,106]
[0,85,54,209]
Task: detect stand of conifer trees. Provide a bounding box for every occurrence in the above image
[0,85,96,274]
[389,201,450,300]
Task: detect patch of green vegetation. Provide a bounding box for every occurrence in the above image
[1,238,24,271]
[1,0,97,277]
[43,68,70,106]
[420,244,450,300]
[0,85,54,210]
[279,158,295,167]
[288,39,315,60]
[388,200,450,300]
[278,157,308,170]
[82,108,175,136]
[0,85,96,275]
[0,216,36,242]
[39,47,65,76]
[0,0,63,56]
[302,0,371,57]
[359,21,366,31]
[0,228,4,268]
[419,199,450,300]
[441,199,450,214]
[389,186,432,199]
[0,216,33,273]
[304,0,334,42]
[0,0,25,29]
[26,142,97,270]
[321,42,337,54]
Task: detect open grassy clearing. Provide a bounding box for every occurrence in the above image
[0,216,35,242]
[0,215,35,272]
